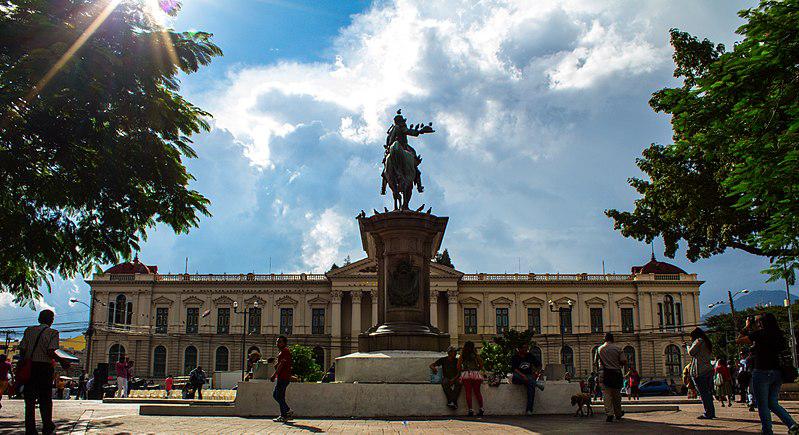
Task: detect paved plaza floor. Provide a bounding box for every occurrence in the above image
[0,398,795,434]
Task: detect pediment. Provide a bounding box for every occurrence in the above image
[552,296,575,307]
[213,296,235,305]
[584,297,607,306]
[325,258,376,277]
[616,296,637,306]
[307,296,329,306]
[152,296,174,306]
[430,262,464,279]
[491,296,513,306]
[522,296,545,306]
[182,296,204,305]
[276,295,298,306]
[459,296,482,306]
[244,295,266,306]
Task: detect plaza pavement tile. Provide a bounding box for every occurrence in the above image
[0,399,795,434]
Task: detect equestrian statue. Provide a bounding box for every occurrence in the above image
[381,109,434,210]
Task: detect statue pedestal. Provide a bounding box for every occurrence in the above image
[544,363,567,381]
[357,211,450,352]
[335,351,445,383]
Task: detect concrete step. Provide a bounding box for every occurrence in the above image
[140,404,237,417]
[104,398,233,405]
[592,398,700,405]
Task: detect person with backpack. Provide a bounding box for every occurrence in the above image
[188,366,207,400]
[737,313,799,435]
[18,310,71,434]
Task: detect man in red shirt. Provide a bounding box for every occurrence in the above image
[0,354,12,409]
[270,336,293,422]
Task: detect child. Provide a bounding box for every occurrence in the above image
[165,375,173,399]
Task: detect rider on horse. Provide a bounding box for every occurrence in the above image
[381,110,433,195]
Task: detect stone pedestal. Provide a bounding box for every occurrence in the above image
[544,363,566,381]
[335,351,445,383]
[357,211,450,352]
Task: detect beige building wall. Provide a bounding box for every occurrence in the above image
[86,259,701,383]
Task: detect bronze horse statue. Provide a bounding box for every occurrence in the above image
[383,141,417,210]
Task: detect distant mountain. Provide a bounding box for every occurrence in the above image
[702,290,799,320]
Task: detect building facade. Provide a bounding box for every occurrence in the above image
[86,254,701,382]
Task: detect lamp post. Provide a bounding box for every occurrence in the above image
[233,301,257,381]
[548,299,573,374]
[70,297,107,374]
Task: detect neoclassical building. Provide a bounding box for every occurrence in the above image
[86,254,701,382]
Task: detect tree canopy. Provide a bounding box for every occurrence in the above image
[0,0,222,305]
[606,0,799,283]
[434,248,454,268]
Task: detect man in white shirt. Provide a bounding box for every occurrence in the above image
[594,333,627,422]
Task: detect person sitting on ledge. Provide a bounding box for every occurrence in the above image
[511,343,543,416]
[430,346,461,409]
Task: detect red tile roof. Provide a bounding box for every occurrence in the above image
[104,255,158,274]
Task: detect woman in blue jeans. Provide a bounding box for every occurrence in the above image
[737,313,799,435]
[688,327,716,419]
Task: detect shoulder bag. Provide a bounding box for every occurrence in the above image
[15,327,48,385]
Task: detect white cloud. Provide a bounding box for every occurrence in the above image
[0,292,56,313]
[301,209,355,272]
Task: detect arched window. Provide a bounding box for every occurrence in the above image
[184,346,198,375]
[531,346,543,368]
[215,346,229,372]
[623,346,636,371]
[153,346,167,377]
[108,344,125,370]
[313,346,325,369]
[665,344,682,376]
[663,295,675,327]
[561,346,575,376]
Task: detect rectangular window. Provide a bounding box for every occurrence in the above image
[280,308,293,335]
[311,308,325,335]
[217,307,230,334]
[590,308,603,333]
[186,307,199,334]
[657,303,664,330]
[621,308,634,333]
[676,302,683,328]
[495,308,509,334]
[248,307,261,334]
[464,308,478,334]
[155,307,168,334]
[559,309,572,334]
[527,308,541,334]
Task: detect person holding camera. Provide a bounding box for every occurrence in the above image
[737,313,799,435]
[687,327,716,420]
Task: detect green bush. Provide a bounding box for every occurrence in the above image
[288,344,323,382]
[480,329,537,375]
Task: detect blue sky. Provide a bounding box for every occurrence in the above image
[5,0,789,336]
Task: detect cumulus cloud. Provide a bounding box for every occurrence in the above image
[0,292,56,313]
[301,209,355,272]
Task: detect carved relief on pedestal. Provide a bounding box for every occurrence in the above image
[387,257,420,307]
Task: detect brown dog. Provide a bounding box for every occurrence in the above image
[571,393,593,417]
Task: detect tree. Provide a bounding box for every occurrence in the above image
[605,0,799,283]
[328,263,340,272]
[480,329,536,375]
[343,255,351,266]
[288,344,322,382]
[434,248,454,268]
[704,304,799,362]
[0,0,222,305]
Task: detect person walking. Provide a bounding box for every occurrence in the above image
[189,366,207,400]
[115,355,133,398]
[626,367,640,401]
[0,354,11,409]
[430,346,461,409]
[595,333,626,422]
[511,343,542,415]
[737,348,753,407]
[270,336,293,422]
[688,327,716,420]
[76,370,86,400]
[457,341,484,417]
[19,309,71,434]
[714,358,733,407]
[737,313,799,435]
[165,375,174,399]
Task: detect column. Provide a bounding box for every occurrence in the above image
[370,290,378,327]
[447,290,459,346]
[331,290,342,359]
[351,291,362,341]
[430,291,438,328]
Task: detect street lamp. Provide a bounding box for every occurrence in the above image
[233,300,258,381]
[548,299,573,375]
[70,297,106,374]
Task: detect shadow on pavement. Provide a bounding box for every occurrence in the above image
[0,417,122,434]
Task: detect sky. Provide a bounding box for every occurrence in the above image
[5,0,790,337]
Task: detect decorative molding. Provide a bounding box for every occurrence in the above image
[182,296,204,306]
[307,296,330,306]
[490,296,513,307]
[351,291,363,303]
[459,296,482,306]
[615,296,637,307]
[244,295,266,306]
[584,297,607,307]
[552,296,575,307]
[151,296,174,306]
[213,295,235,305]
[522,296,545,306]
[331,290,343,303]
[276,295,298,306]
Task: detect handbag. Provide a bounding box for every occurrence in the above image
[15,326,48,385]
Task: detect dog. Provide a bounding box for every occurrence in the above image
[571,393,593,417]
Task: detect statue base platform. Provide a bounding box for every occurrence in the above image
[335,350,445,383]
[358,323,450,352]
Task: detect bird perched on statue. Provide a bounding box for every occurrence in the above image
[426,207,432,214]
[416,204,425,212]
[373,209,380,215]
[384,207,389,213]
